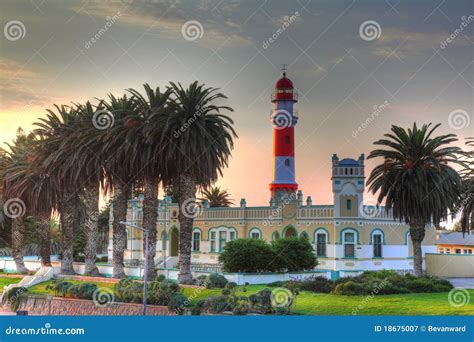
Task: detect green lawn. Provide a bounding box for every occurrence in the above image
[27,280,474,315]
[0,277,22,291]
[28,279,115,295]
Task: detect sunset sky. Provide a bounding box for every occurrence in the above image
[1,0,472,206]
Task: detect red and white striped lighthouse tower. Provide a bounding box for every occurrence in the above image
[269,67,298,200]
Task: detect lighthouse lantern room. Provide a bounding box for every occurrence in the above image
[269,67,299,201]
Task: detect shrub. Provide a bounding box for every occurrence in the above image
[271,237,318,272]
[46,281,74,297]
[201,295,231,313]
[148,279,181,306]
[195,275,208,287]
[168,293,188,315]
[67,283,97,300]
[299,276,334,293]
[2,287,28,311]
[114,278,143,303]
[219,238,279,273]
[233,301,251,315]
[249,288,273,314]
[206,273,228,289]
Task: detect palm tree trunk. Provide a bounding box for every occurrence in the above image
[177,174,196,284]
[38,213,52,267]
[60,192,77,275]
[409,222,426,277]
[112,180,129,278]
[11,218,28,273]
[142,176,158,279]
[82,183,100,276]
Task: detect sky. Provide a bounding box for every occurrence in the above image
[0,0,472,206]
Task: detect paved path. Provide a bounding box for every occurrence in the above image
[447,278,474,289]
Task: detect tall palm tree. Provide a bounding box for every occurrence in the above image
[367,123,463,276]
[127,84,172,279]
[200,186,234,207]
[1,132,57,270]
[100,93,141,278]
[160,81,237,284]
[34,105,81,275]
[458,138,473,233]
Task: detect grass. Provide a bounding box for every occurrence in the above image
[27,280,474,315]
[0,277,21,291]
[28,279,115,295]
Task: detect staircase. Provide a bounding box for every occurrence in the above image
[156,256,178,269]
[3,267,55,295]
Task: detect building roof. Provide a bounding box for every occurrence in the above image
[338,158,359,166]
[438,232,474,246]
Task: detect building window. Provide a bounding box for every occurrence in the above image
[272,231,280,240]
[316,233,327,257]
[285,135,290,144]
[229,230,236,241]
[455,248,461,254]
[468,249,473,254]
[344,232,355,258]
[446,249,451,254]
[284,159,290,167]
[346,199,352,211]
[192,231,201,252]
[373,234,382,258]
[250,228,261,239]
[439,248,444,254]
[161,231,167,250]
[210,231,216,252]
[219,231,227,252]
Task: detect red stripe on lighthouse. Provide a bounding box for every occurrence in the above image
[273,127,294,156]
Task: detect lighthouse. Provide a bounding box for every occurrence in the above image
[269,68,298,201]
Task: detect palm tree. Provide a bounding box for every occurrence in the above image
[458,138,473,233]
[100,93,140,278]
[200,186,234,207]
[34,105,80,275]
[126,84,172,279]
[367,123,463,276]
[160,81,237,284]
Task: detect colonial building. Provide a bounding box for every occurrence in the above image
[108,71,436,273]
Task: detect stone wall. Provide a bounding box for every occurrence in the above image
[16,296,175,316]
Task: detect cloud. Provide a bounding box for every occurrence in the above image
[0,59,53,112]
[370,28,472,59]
[70,0,254,48]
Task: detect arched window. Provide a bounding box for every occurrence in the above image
[300,231,309,240]
[209,230,216,252]
[192,229,201,252]
[272,231,280,241]
[218,231,227,252]
[315,229,328,257]
[249,228,261,239]
[161,231,167,250]
[343,231,356,258]
[229,229,237,241]
[371,229,384,258]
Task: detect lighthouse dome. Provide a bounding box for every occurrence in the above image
[275,74,293,89]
